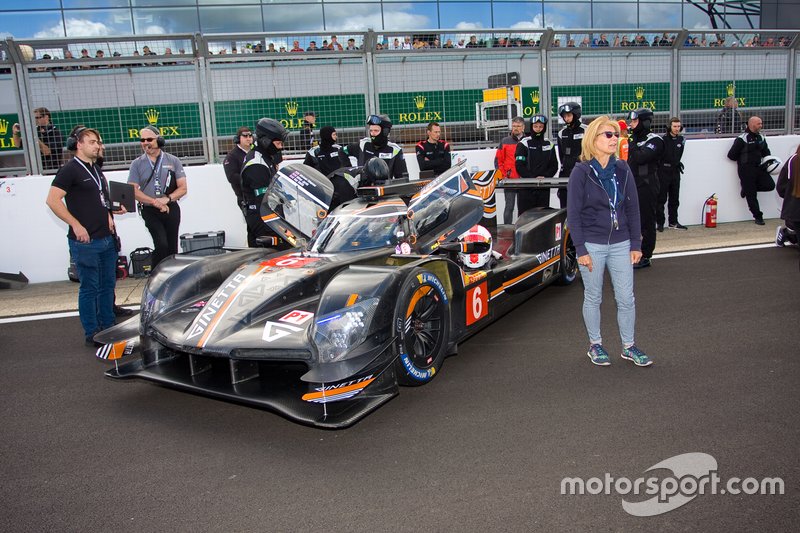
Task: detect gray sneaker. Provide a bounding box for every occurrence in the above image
[776,226,786,247]
[587,344,611,366]
[621,345,652,367]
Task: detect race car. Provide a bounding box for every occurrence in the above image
[97,163,577,428]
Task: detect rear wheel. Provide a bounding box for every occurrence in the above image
[393,267,450,386]
[556,234,577,285]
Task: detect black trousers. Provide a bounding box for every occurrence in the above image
[517,189,551,216]
[657,169,681,227]
[244,208,275,246]
[738,167,771,220]
[637,184,658,259]
[141,204,181,267]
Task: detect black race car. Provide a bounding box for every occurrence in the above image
[97,163,577,428]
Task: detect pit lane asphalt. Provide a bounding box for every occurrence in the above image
[2,247,798,532]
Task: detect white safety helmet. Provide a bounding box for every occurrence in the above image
[761,155,783,175]
[458,225,493,269]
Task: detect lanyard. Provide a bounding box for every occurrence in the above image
[75,157,107,207]
[148,153,164,195]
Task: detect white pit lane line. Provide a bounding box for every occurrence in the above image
[0,244,777,325]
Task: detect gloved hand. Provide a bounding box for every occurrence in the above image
[678,162,685,173]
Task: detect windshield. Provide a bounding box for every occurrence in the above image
[309,208,413,253]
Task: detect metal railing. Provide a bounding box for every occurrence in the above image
[1,28,798,175]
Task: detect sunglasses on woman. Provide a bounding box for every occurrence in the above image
[597,131,620,139]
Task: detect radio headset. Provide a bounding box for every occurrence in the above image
[143,124,165,148]
[66,125,87,152]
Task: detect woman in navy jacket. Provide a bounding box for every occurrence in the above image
[567,116,652,367]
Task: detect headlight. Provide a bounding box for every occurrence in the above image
[312,298,380,363]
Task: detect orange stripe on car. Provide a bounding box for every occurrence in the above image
[490,256,560,298]
[301,377,376,401]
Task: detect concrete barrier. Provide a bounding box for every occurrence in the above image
[2,135,797,283]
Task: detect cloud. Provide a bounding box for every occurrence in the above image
[35,18,115,39]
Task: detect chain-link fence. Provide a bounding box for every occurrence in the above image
[1,28,798,176]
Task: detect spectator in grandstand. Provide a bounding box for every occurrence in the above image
[142,45,156,56]
[775,144,800,247]
[495,116,525,224]
[620,35,631,46]
[390,38,402,50]
[715,96,744,135]
[567,39,576,48]
[597,34,609,47]
[579,36,591,47]
[443,39,454,48]
[12,106,64,172]
[416,122,451,177]
[346,38,358,51]
[568,116,651,368]
[291,41,303,52]
[306,41,319,52]
[402,36,413,49]
[329,35,343,51]
[727,116,773,225]
[128,125,188,267]
[267,43,277,53]
[466,35,479,48]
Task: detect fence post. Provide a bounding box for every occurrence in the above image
[195,33,215,162]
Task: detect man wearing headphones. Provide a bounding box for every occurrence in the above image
[46,127,117,346]
[128,125,188,267]
[224,126,256,246]
[342,115,407,180]
[241,118,288,246]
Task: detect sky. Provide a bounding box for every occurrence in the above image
[0,2,730,41]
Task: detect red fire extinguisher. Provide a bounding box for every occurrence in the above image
[703,194,718,228]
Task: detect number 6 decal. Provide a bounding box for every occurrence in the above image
[466,281,488,326]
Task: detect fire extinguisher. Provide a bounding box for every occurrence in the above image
[702,194,718,228]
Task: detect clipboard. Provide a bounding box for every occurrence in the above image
[109,181,136,212]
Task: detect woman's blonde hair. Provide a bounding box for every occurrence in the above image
[580,115,621,162]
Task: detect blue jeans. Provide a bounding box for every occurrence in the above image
[577,240,636,347]
[69,235,117,339]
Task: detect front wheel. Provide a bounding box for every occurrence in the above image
[556,233,577,285]
[393,267,450,386]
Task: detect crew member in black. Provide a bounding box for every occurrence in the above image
[727,115,772,225]
[303,126,348,176]
[46,127,117,346]
[342,115,408,180]
[415,121,451,176]
[556,102,587,208]
[12,106,64,172]
[299,111,316,150]
[627,108,664,268]
[241,118,287,245]
[514,115,558,214]
[657,117,686,231]
[224,126,255,245]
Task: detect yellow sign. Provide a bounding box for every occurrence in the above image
[482,86,521,103]
[127,108,181,139]
[285,101,299,117]
[620,86,657,111]
[399,95,443,123]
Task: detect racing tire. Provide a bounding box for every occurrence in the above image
[556,234,577,285]
[393,267,450,387]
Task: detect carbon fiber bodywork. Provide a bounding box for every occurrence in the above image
[100,164,576,428]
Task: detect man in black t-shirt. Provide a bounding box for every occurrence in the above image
[46,127,117,346]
